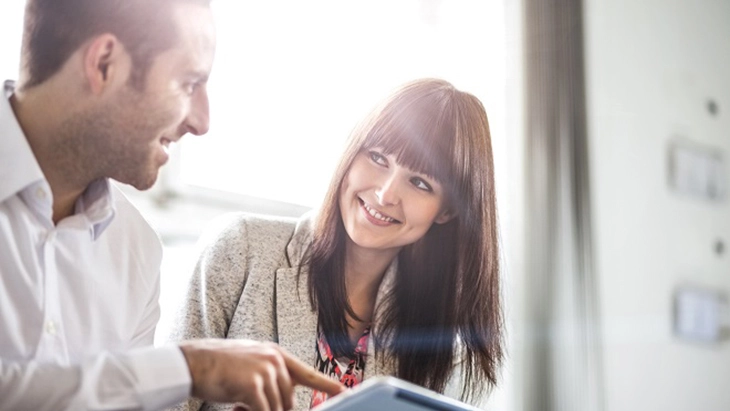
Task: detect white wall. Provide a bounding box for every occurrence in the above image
[0,2,24,81]
[584,0,730,410]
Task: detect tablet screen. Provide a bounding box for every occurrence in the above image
[312,376,482,411]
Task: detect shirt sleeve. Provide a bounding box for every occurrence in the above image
[131,266,163,348]
[0,345,191,411]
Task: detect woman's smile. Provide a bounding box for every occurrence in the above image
[359,198,401,225]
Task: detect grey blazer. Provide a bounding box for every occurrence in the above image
[169,213,476,411]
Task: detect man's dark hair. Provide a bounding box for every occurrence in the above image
[21,0,211,90]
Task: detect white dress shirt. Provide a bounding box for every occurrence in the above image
[0,80,191,410]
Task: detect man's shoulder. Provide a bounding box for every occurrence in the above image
[109,184,156,225]
[106,183,162,252]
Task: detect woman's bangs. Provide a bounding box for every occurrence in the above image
[364,114,454,185]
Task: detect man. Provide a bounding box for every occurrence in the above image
[0,0,343,410]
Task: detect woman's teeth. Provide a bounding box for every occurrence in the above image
[363,202,395,222]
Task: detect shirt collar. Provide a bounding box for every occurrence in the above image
[0,80,46,203]
[75,178,116,241]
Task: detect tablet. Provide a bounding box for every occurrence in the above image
[311,376,483,411]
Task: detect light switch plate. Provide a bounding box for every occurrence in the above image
[668,140,726,201]
[673,286,727,343]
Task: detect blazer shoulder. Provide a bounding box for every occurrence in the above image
[198,212,298,264]
[238,213,299,246]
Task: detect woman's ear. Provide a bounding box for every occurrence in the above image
[434,209,456,224]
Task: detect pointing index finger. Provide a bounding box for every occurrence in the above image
[282,351,346,396]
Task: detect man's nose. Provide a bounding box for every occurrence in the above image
[184,85,210,136]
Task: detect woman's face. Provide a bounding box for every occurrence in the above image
[339,148,452,254]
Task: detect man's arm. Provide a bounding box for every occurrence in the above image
[0,359,83,410]
[0,346,190,411]
[1,342,344,411]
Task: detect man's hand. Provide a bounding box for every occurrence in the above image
[179,339,344,411]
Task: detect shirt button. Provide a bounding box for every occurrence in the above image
[46,231,57,242]
[36,187,46,199]
[45,320,57,336]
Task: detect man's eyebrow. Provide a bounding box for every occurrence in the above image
[186,71,210,82]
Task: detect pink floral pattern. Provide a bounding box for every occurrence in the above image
[310,327,370,408]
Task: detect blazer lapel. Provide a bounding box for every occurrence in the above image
[275,265,318,410]
[275,266,317,361]
[275,216,318,363]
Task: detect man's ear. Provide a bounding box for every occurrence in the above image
[434,209,456,224]
[83,34,128,95]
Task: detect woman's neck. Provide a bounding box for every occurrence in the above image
[344,241,398,300]
[342,240,399,341]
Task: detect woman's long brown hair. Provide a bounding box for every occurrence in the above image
[301,78,503,401]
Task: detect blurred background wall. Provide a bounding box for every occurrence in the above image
[512,0,730,410]
[584,0,730,409]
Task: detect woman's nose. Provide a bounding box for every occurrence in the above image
[375,175,401,206]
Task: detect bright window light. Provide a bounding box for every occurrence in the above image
[0,1,506,210]
[0,2,24,82]
[182,0,507,208]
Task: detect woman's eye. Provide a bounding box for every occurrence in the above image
[411,177,433,192]
[369,151,388,166]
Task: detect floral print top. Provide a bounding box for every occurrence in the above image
[310,327,370,408]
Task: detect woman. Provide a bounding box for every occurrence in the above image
[170,78,503,410]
